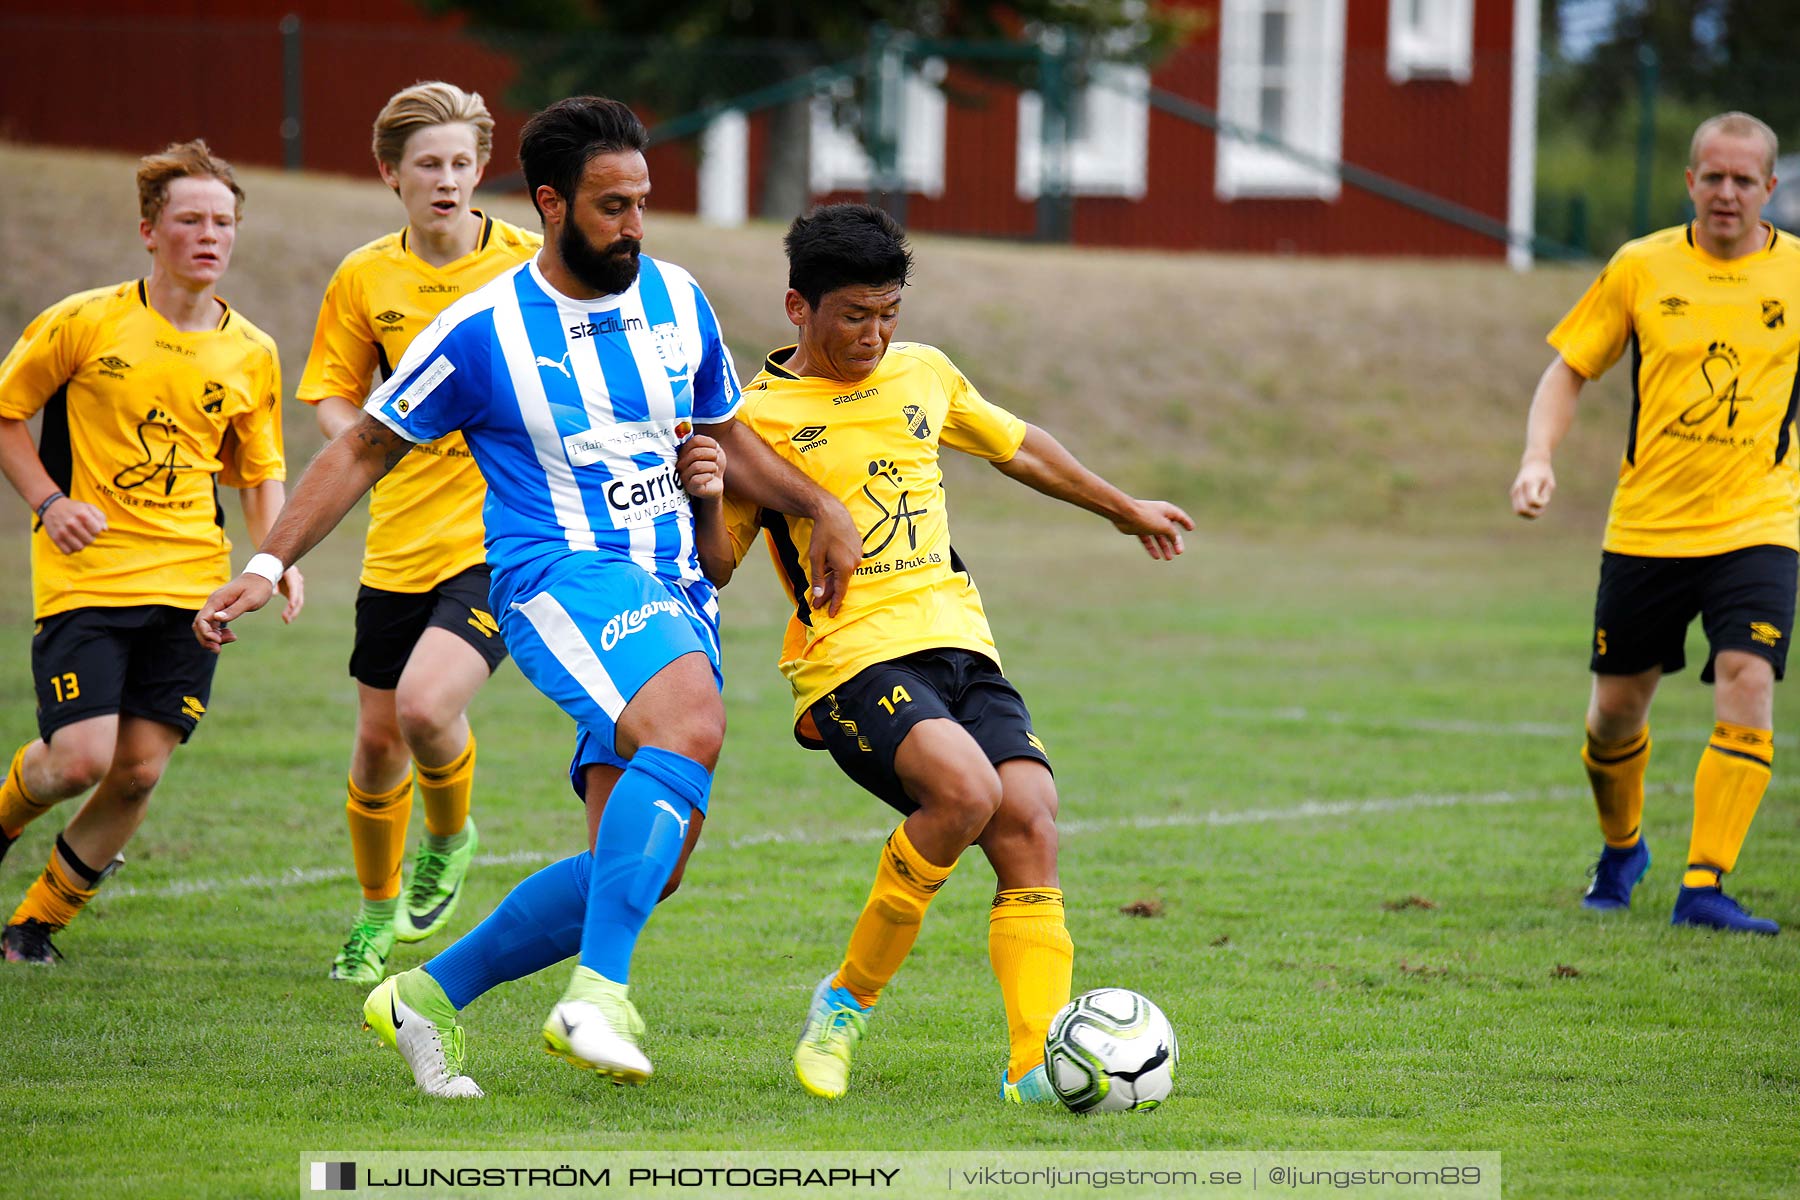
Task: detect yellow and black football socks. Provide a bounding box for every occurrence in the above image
[347,771,413,904]
[833,823,955,1009]
[1582,725,1650,847]
[1685,722,1772,888]
[0,742,54,841]
[9,834,104,931]
[989,888,1073,1083]
[416,735,475,850]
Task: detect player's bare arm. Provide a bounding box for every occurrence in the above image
[311,394,366,441]
[677,433,735,585]
[993,423,1193,561]
[0,416,108,553]
[1510,356,1587,520]
[705,416,860,613]
[236,477,306,624]
[194,414,414,650]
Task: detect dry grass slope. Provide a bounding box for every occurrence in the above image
[1,142,1629,533]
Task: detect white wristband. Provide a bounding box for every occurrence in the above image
[244,553,285,586]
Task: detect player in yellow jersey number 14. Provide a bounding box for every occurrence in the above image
[709,204,1192,1103]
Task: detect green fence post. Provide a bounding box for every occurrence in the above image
[1036,28,1072,243]
[1632,44,1658,238]
[280,13,303,171]
[864,26,909,225]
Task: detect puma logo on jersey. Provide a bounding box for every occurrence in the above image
[535,352,573,378]
[652,799,691,838]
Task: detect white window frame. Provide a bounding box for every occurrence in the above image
[697,110,748,227]
[1215,0,1346,201]
[1015,63,1151,200]
[809,60,947,197]
[1388,0,1474,83]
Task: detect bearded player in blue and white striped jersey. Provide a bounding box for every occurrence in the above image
[195,97,860,1097]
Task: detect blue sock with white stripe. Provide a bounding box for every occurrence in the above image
[579,745,711,982]
[424,853,590,1010]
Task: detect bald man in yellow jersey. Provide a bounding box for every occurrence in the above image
[0,141,300,964]
[1511,112,1797,935]
[299,83,540,981]
[707,204,1192,1102]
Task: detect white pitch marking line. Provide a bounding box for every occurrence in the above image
[104,781,1679,902]
[1203,705,1784,746]
[104,848,554,901]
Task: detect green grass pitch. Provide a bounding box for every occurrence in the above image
[0,509,1794,1199]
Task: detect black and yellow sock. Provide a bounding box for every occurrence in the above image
[1684,722,1772,889]
[9,834,104,931]
[346,772,413,903]
[833,823,955,1009]
[1582,725,1650,847]
[989,888,1073,1082]
[416,735,474,846]
[0,742,54,841]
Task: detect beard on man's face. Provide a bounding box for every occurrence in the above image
[560,218,641,295]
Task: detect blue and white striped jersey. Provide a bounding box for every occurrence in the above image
[364,255,742,604]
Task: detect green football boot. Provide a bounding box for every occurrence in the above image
[793,975,872,1099]
[1001,1062,1058,1104]
[329,913,396,982]
[395,819,478,944]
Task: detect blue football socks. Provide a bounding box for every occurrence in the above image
[424,852,591,1010]
[579,746,711,982]
[421,745,712,1007]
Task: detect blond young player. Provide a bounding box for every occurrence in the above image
[0,141,301,963]
[1511,112,1797,934]
[712,204,1192,1101]
[299,83,542,981]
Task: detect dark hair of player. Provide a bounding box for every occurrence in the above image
[784,203,915,308]
[518,96,649,219]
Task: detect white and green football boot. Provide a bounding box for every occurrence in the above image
[793,975,872,1099]
[542,965,651,1084]
[329,912,397,982]
[395,819,479,943]
[362,969,483,1099]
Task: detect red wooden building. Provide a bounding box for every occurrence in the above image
[0,0,1537,261]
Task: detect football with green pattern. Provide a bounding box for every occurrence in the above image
[1043,988,1179,1113]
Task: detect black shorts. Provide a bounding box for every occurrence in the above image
[1591,545,1798,682]
[806,648,1051,816]
[349,566,508,689]
[31,604,218,743]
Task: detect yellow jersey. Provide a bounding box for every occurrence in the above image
[298,213,541,591]
[724,341,1028,736]
[1550,221,1800,556]
[0,281,285,619]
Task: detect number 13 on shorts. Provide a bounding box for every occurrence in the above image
[51,671,79,702]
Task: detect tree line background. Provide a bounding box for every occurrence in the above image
[1537,0,1800,255]
[427,0,1791,259]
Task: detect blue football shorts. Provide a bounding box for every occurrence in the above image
[499,555,722,797]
